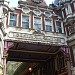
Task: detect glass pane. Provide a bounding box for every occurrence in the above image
[34,24,41,30]
[10,14,17,20]
[45,12,50,17]
[22,16,29,22]
[45,19,51,25]
[34,9,40,15]
[22,22,29,28]
[56,21,61,27]
[34,18,41,24]
[45,26,52,31]
[10,20,16,26]
[57,27,62,33]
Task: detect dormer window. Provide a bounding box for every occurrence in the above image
[22,8,30,14]
[44,11,51,17]
[33,9,41,15]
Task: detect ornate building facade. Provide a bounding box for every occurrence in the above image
[53,0,75,75]
[0,0,73,75]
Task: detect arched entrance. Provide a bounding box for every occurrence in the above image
[4,40,71,75]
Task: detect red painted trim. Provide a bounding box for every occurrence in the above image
[30,11,33,29]
[42,14,45,30]
[63,8,66,18]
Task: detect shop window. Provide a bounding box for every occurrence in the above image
[45,19,52,31]
[34,17,41,30]
[9,13,17,26]
[56,21,62,33]
[22,15,29,28]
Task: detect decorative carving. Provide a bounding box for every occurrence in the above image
[32,0,43,4]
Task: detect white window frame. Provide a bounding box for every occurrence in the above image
[55,20,64,33]
[8,12,18,27]
[21,13,30,29]
[44,18,54,32]
[33,15,42,30]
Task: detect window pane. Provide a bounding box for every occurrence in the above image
[10,14,17,20]
[34,24,41,30]
[22,22,29,28]
[22,16,29,28]
[22,16,29,22]
[45,19,51,25]
[46,26,52,31]
[10,20,16,26]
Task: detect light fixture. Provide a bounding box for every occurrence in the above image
[28,67,32,72]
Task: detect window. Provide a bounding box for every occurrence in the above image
[22,15,29,28]
[56,21,62,33]
[33,9,41,15]
[22,8,30,13]
[45,11,50,17]
[9,13,17,26]
[45,19,52,31]
[34,17,41,30]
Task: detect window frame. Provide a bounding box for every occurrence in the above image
[8,12,18,27]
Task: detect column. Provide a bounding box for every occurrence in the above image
[66,57,72,75]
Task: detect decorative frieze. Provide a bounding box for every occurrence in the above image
[7,31,66,45]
